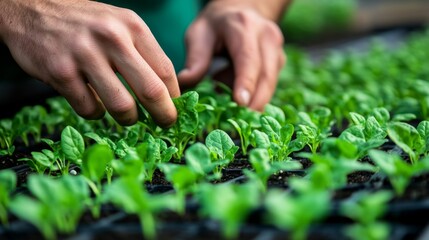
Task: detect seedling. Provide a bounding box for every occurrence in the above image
[369,150,429,195]
[9,175,90,240]
[0,169,16,225]
[103,176,180,239]
[265,178,330,240]
[243,148,302,191]
[196,182,260,239]
[340,191,393,240]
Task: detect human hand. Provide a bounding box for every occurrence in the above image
[0,0,180,127]
[178,0,287,111]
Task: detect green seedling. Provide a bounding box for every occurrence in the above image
[205,129,239,170]
[265,178,330,240]
[0,169,16,225]
[369,150,429,195]
[340,191,393,240]
[197,182,260,239]
[103,176,180,239]
[243,148,302,192]
[9,175,90,240]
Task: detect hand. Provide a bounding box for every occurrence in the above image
[178,0,286,111]
[0,0,180,127]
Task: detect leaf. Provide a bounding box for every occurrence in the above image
[206,130,238,160]
[185,143,211,175]
[61,126,85,163]
[349,112,366,126]
[82,144,114,182]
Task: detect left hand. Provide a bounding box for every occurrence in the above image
[178,0,286,111]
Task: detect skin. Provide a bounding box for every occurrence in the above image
[179,0,289,111]
[0,0,289,126]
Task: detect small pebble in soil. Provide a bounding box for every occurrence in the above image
[70,169,78,176]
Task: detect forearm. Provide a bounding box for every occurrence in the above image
[210,0,292,22]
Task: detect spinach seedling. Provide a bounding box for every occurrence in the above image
[243,148,302,192]
[340,191,393,240]
[340,112,388,159]
[81,144,114,217]
[165,91,199,160]
[297,107,333,153]
[0,119,15,156]
[205,129,239,169]
[256,116,306,161]
[228,118,252,156]
[103,176,180,239]
[9,175,90,240]
[387,121,426,164]
[369,150,429,195]
[264,178,330,240]
[300,138,376,189]
[196,182,260,239]
[0,169,16,225]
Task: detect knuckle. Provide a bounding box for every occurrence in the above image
[230,10,257,28]
[159,110,177,127]
[72,37,93,53]
[156,59,176,82]
[91,16,125,44]
[48,58,76,83]
[141,82,166,104]
[76,105,105,120]
[265,23,284,46]
[120,9,146,34]
[110,94,136,116]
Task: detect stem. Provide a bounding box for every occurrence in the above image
[140,212,156,240]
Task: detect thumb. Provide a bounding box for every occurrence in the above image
[178,20,216,87]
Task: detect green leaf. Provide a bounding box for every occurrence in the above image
[206,129,238,161]
[82,144,114,182]
[61,126,85,163]
[185,143,211,175]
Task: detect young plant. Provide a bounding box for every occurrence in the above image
[0,169,16,225]
[0,119,15,156]
[205,129,239,169]
[61,125,85,166]
[159,143,224,212]
[227,118,252,156]
[255,116,306,161]
[9,175,90,240]
[103,176,180,239]
[164,91,200,160]
[386,121,429,164]
[339,112,388,159]
[243,148,302,192]
[340,191,393,240]
[196,182,260,239]
[81,144,114,217]
[114,133,177,182]
[297,106,333,153]
[369,150,429,195]
[300,138,376,189]
[264,178,331,240]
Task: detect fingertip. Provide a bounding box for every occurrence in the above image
[153,103,178,128]
[234,87,251,107]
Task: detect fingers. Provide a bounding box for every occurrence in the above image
[82,54,139,126]
[130,15,181,99]
[248,24,285,111]
[177,19,217,87]
[49,66,105,120]
[113,47,178,128]
[224,23,261,107]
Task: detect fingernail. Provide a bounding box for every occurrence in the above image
[240,89,250,106]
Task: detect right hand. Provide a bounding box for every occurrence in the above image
[0,0,180,127]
